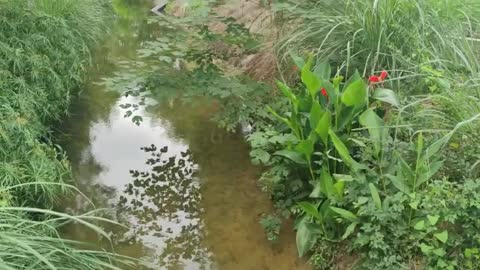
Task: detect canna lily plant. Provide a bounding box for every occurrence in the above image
[269,56,402,256]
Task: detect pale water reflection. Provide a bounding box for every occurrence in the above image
[59,0,309,269]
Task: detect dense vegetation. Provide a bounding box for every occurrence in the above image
[115,0,480,269]
[0,0,133,268]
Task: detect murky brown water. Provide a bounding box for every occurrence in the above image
[59,1,308,269]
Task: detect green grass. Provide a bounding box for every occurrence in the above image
[0,1,134,269]
[274,0,480,86]
[0,205,134,270]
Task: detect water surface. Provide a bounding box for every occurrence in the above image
[59,1,308,269]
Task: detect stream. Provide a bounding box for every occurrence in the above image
[58,1,308,269]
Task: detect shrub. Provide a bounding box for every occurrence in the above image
[250,57,480,268]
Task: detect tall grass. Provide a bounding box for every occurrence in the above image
[0,205,134,269]
[275,0,480,83]
[0,0,133,268]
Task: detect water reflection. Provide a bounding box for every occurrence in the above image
[117,145,211,269]
[59,0,310,269]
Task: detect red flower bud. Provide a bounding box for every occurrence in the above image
[369,76,381,83]
[321,88,328,97]
[380,70,388,80]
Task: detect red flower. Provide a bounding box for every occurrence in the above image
[321,88,328,97]
[369,76,381,83]
[369,70,388,85]
[380,70,388,80]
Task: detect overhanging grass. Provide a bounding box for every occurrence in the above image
[0,0,134,268]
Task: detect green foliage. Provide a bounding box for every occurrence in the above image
[0,1,132,268]
[274,0,480,93]
[260,214,282,242]
[249,56,480,268]
[0,1,110,207]
[0,204,135,269]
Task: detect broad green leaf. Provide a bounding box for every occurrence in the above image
[386,174,411,194]
[295,139,314,160]
[276,81,298,107]
[433,248,446,257]
[328,129,358,169]
[423,134,451,162]
[434,230,448,243]
[298,96,313,112]
[310,102,323,130]
[368,183,382,209]
[301,56,321,97]
[298,201,321,220]
[341,79,367,107]
[333,174,354,182]
[334,181,345,200]
[342,222,358,240]
[309,180,322,198]
[314,61,331,80]
[290,51,305,70]
[330,206,358,222]
[396,153,415,187]
[250,149,270,164]
[427,215,440,226]
[302,69,321,97]
[372,88,400,107]
[268,106,301,139]
[320,168,335,199]
[323,79,336,99]
[414,220,425,230]
[296,221,317,257]
[274,150,308,165]
[315,111,331,145]
[420,243,434,254]
[409,201,419,210]
[359,109,386,156]
[465,248,479,258]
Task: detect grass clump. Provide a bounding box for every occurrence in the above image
[274,0,480,86]
[0,1,134,269]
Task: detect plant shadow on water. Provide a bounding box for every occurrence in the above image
[58,0,310,269]
[116,144,211,269]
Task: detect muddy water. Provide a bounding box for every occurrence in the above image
[59,1,308,269]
